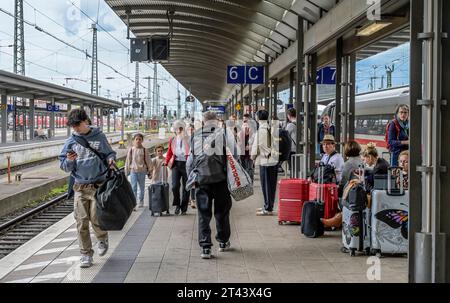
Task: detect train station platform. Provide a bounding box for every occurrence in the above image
[0,135,169,217]
[0,172,408,283]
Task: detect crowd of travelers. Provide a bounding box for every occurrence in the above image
[59,102,410,268]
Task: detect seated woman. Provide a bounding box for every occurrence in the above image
[321,141,361,229]
[361,143,389,189]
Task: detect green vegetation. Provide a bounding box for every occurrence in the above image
[26,184,69,207]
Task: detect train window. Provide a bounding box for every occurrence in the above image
[355,114,393,136]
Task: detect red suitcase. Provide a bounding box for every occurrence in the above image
[309,183,338,219]
[278,179,309,225]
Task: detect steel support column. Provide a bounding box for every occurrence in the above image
[49,98,55,138]
[264,55,269,110]
[341,56,349,152]
[268,80,273,120]
[349,54,356,141]
[309,54,318,172]
[273,78,278,119]
[67,102,71,137]
[409,0,424,283]
[296,18,305,160]
[29,98,34,140]
[1,94,7,144]
[289,67,295,105]
[335,38,343,147]
[303,55,310,175]
[240,84,244,119]
[248,84,253,115]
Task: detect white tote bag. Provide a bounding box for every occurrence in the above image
[226,148,254,201]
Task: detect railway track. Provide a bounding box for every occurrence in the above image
[0,194,72,260]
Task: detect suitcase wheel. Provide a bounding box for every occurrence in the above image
[278,221,283,225]
[365,248,371,256]
[350,249,356,257]
[154,212,161,217]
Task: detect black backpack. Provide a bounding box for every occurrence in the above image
[276,128,292,162]
[347,183,368,211]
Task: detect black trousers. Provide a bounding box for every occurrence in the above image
[260,165,279,212]
[196,181,232,248]
[171,161,189,212]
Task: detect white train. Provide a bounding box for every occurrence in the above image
[321,86,410,150]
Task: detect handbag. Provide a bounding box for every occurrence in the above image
[226,147,253,201]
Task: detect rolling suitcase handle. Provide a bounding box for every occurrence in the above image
[387,166,404,196]
[317,163,325,203]
[159,163,168,183]
[291,154,305,179]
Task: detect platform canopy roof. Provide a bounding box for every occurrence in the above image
[0,70,121,108]
[105,0,336,102]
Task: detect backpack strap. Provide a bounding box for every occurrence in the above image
[326,151,338,165]
[72,135,109,176]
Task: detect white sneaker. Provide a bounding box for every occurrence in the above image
[98,240,109,257]
[219,241,231,252]
[80,255,93,268]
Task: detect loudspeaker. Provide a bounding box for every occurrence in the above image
[150,37,170,61]
[130,38,149,62]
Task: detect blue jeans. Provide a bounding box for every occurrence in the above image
[130,172,146,203]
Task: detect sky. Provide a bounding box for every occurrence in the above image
[0,0,410,118]
[0,0,198,118]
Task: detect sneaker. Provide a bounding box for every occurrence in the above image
[80,255,93,268]
[256,207,263,211]
[256,210,274,216]
[219,241,231,252]
[98,240,109,257]
[190,200,197,209]
[201,247,212,259]
[175,206,181,215]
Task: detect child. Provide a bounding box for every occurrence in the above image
[149,145,167,183]
[125,133,151,208]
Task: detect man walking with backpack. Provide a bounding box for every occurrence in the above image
[186,111,235,259]
[59,109,116,268]
[285,108,297,172]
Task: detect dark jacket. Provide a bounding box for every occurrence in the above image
[387,119,408,165]
[317,123,336,154]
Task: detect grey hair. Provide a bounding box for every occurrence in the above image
[203,111,217,122]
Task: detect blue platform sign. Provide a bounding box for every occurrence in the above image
[227,65,245,84]
[7,104,13,112]
[227,65,264,84]
[46,104,60,112]
[316,66,337,85]
[204,105,225,114]
[245,65,264,84]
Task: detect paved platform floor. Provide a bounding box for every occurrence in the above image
[0,173,408,283]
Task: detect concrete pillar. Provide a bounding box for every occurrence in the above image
[309,54,318,170]
[289,67,295,105]
[1,94,7,144]
[273,78,278,119]
[240,84,244,119]
[248,84,253,115]
[264,55,270,110]
[49,98,55,138]
[67,102,72,137]
[29,98,35,140]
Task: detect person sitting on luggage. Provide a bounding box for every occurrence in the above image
[321,141,360,229]
[398,150,409,190]
[186,111,235,259]
[125,133,152,209]
[59,108,116,269]
[319,134,345,183]
[361,143,390,189]
[165,120,190,215]
[387,104,409,166]
[251,110,279,216]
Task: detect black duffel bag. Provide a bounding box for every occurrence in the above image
[96,166,136,230]
[72,135,136,231]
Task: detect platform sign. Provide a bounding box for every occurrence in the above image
[227,66,245,84]
[245,66,264,84]
[316,66,337,85]
[227,65,265,84]
[46,104,60,112]
[4,104,13,111]
[204,105,225,114]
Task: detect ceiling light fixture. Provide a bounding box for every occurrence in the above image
[356,20,392,37]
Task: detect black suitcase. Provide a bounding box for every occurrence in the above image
[149,165,170,216]
[301,164,325,238]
